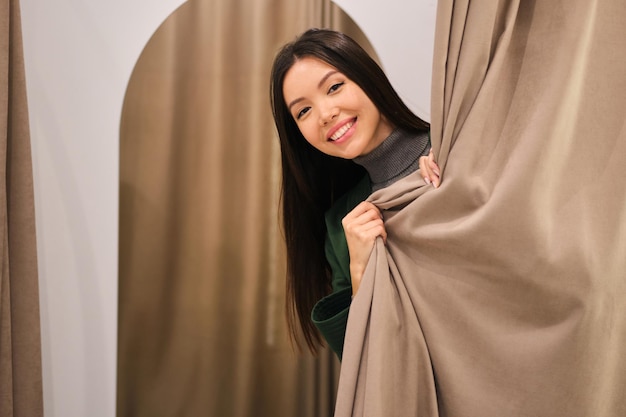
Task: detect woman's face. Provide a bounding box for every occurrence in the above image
[282,57,393,159]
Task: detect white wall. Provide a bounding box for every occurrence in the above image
[20,1,187,416]
[334,0,437,121]
[18,0,435,415]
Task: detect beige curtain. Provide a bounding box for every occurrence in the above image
[117,1,373,416]
[0,0,43,416]
[336,0,626,416]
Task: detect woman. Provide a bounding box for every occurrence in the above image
[270,28,440,359]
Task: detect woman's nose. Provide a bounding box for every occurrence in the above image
[319,106,339,126]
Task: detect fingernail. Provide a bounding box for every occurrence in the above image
[424,177,431,185]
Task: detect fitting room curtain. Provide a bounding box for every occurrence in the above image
[335,1,626,416]
[0,0,43,416]
[117,1,372,416]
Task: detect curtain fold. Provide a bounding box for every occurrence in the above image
[0,0,43,416]
[336,0,626,416]
[118,1,371,416]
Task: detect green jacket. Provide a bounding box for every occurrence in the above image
[311,175,372,360]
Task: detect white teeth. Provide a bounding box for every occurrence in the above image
[329,121,354,141]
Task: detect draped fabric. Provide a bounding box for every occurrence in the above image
[0,0,43,416]
[117,1,374,416]
[336,1,626,416]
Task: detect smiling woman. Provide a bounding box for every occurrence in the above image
[269,29,440,359]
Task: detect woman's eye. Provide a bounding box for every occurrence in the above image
[328,82,344,94]
[296,107,310,120]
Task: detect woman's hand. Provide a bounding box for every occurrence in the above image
[342,201,387,297]
[419,148,441,188]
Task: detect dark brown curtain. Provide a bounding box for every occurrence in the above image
[0,0,43,416]
[117,1,373,416]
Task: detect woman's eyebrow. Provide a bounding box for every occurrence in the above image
[287,70,340,111]
[317,70,339,88]
[288,97,304,111]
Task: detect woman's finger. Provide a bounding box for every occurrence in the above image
[419,155,435,186]
[419,156,430,184]
[421,149,442,188]
[429,152,441,176]
[343,201,383,225]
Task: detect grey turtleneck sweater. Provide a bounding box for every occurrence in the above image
[353,128,430,191]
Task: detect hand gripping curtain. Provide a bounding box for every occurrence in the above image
[334,1,626,416]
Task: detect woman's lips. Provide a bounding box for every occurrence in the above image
[328,118,356,142]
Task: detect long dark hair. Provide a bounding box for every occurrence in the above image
[270,28,429,353]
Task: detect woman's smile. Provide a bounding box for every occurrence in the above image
[327,118,356,142]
